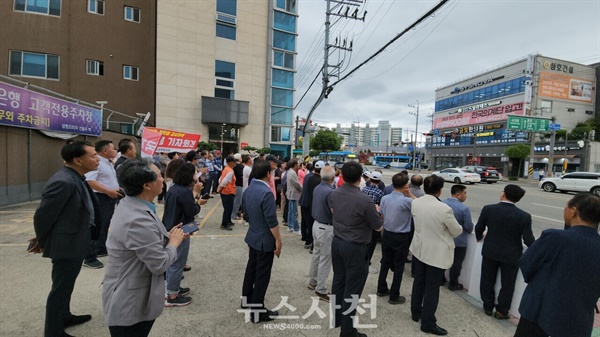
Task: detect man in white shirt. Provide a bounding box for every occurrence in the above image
[83,140,122,269]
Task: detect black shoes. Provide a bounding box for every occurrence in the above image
[411,315,420,322]
[448,283,464,291]
[64,314,92,328]
[251,310,279,323]
[388,296,406,305]
[494,311,510,320]
[376,289,389,297]
[420,324,448,335]
[83,259,103,269]
[484,307,493,316]
[220,224,232,231]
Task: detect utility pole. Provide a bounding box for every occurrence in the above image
[409,100,419,170]
[295,116,299,149]
[301,0,363,157]
[427,112,434,168]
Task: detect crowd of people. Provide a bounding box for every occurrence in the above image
[30,139,600,337]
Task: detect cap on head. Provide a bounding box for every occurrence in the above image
[233,153,242,161]
[369,171,382,181]
[265,155,280,164]
[314,160,326,169]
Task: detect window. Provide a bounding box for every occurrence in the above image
[273,31,295,51]
[272,69,294,89]
[14,0,61,16]
[86,60,103,76]
[271,126,290,142]
[216,0,236,40]
[274,11,296,33]
[215,60,235,99]
[88,0,104,15]
[271,107,293,125]
[275,0,296,13]
[123,65,139,80]
[9,51,59,80]
[273,50,294,70]
[124,6,140,22]
[271,88,293,107]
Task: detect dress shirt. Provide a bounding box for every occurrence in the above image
[311,182,334,224]
[332,183,383,245]
[85,156,119,192]
[380,191,412,233]
[362,184,384,205]
[442,197,474,247]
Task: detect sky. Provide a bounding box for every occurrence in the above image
[294,0,600,142]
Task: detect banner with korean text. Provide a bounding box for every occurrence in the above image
[141,127,201,157]
[538,72,593,102]
[0,82,102,136]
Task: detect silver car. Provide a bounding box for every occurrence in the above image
[539,172,600,195]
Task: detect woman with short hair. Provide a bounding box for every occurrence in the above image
[162,162,206,306]
[103,158,186,337]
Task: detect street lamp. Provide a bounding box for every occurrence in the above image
[408,100,419,170]
[221,123,226,154]
[96,101,108,129]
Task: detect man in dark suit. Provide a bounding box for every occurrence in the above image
[241,160,282,323]
[515,193,600,337]
[475,184,534,319]
[33,141,100,337]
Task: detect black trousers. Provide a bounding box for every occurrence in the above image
[158,172,167,201]
[448,246,467,285]
[377,231,410,300]
[514,318,549,337]
[221,193,235,226]
[331,237,369,337]
[411,257,445,330]
[45,257,84,337]
[367,230,381,264]
[282,193,289,222]
[300,205,314,245]
[242,246,275,307]
[109,320,155,337]
[480,256,519,314]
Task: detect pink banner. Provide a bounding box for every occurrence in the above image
[434,102,525,129]
[141,127,201,157]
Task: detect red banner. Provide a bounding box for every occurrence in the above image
[141,127,201,157]
[434,102,525,129]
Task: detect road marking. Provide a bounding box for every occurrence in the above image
[531,214,563,223]
[198,199,222,230]
[531,203,563,210]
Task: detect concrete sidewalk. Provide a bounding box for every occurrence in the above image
[0,197,516,337]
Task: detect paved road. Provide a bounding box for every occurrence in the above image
[374,167,569,237]
[0,190,517,337]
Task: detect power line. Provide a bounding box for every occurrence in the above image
[328,0,450,90]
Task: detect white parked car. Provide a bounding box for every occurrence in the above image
[539,172,600,195]
[431,168,481,184]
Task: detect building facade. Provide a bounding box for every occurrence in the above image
[155,0,296,157]
[0,0,157,131]
[431,54,596,174]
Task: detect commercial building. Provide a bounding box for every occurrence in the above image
[431,54,596,174]
[0,0,296,206]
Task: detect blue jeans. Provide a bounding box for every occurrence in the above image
[166,238,190,295]
[287,199,299,231]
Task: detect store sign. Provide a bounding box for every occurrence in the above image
[542,61,574,74]
[0,82,102,136]
[458,123,503,134]
[434,102,524,129]
[507,115,550,132]
[453,100,502,114]
[450,76,504,94]
[538,72,593,102]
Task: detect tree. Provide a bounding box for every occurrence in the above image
[242,145,257,152]
[311,130,342,160]
[569,117,600,141]
[504,144,530,178]
[257,147,271,155]
[197,141,216,152]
